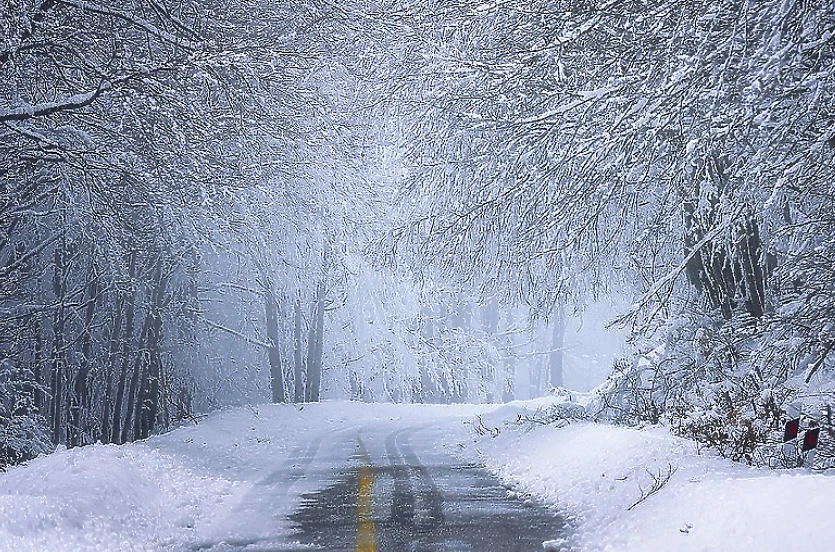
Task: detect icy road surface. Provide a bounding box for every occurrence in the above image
[198,420,564,551]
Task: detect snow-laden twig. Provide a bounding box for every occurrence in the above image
[474,415,500,438]
[610,207,744,331]
[0,63,183,123]
[202,318,273,350]
[627,463,677,511]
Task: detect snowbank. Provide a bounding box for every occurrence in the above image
[0,441,232,551]
[469,399,835,551]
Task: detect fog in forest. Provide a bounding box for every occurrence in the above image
[1,0,833,477]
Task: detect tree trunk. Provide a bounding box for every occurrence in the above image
[101,288,124,444]
[548,304,565,389]
[483,296,499,334]
[503,315,516,403]
[265,288,285,403]
[417,364,434,404]
[33,315,45,415]
[305,283,325,403]
[449,295,471,330]
[126,257,166,442]
[683,154,768,320]
[111,251,136,445]
[137,310,163,439]
[124,308,155,443]
[419,305,439,403]
[137,258,169,438]
[50,240,65,444]
[293,299,305,403]
[70,269,98,447]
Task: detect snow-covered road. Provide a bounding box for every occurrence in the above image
[282,422,564,551]
[183,417,564,551]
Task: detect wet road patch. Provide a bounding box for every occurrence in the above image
[288,459,564,551]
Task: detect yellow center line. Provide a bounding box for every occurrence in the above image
[356,464,376,552]
[356,435,377,552]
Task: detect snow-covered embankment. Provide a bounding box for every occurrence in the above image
[469,398,835,551]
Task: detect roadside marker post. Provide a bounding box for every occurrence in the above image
[802,427,820,452]
[782,418,822,468]
[782,418,801,464]
[783,418,800,442]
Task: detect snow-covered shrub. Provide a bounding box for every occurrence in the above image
[592,300,835,468]
[0,360,51,469]
[673,385,792,464]
[0,412,52,469]
[663,315,785,463]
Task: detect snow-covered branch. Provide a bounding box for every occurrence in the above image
[202,318,273,351]
[56,0,198,50]
[0,87,107,123]
[0,65,180,123]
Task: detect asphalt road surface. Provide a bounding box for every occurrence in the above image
[280,421,565,552]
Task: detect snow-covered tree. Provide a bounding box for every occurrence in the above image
[373,0,835,450]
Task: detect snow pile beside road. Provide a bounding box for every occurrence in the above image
[0,442,233,551]
[470,400,835,551]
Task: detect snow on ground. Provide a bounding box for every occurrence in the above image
[3,398,833,551]
[468,396,835,551]
[0,402,481,552]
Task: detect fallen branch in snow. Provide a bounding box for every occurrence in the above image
[474,415,500,438]
[627,463,677,511]
[517,403,589,430]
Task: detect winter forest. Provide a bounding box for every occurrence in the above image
[1,0,834,478]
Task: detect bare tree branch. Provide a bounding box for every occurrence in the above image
[56,0,198,50]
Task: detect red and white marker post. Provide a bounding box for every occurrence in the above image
[783,417,821,468]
